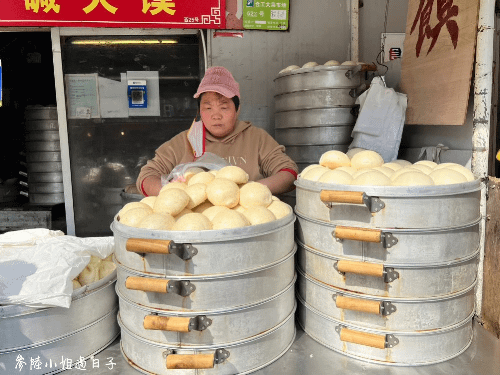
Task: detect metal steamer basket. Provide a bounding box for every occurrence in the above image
[112,212,297,374]
[297,242,478,298]
[0,278,119,375]
[296,213,480,264]
[112,212,295,276]
[298,301,473,367]
[295,178,481,229]
[117,276,296,346]
[116,247,295,311]
[297,269,475,331]
[119,307,296,375]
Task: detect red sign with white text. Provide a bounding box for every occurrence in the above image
[0,0,225,29]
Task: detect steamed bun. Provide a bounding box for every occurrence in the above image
[243,206,277,225]
[212,210,250,230]
[350,150,384,170]
[160,181,188,193]
[206,178,240,208]
[318,169,353,184]
[267,200,292,219]
[188,171,215,186]
[216,166,249,184]
[239,182,273,208]
[351,170,391,186]
[154,188,190,216]
[319,151,351,169]
[171,213,213,231]
[301,166,329,181]
[324,60,340,66]
[120,206,153,227]
[391,171,434,186]
[302,61,318,68]
[140,196,156,209]
[185,183,208,209]
[429,168,467,185]
[137,213,175,230]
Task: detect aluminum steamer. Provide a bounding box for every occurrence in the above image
[111,210,297,374]
[295,177,480,366]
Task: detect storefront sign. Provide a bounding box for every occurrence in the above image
[400,0,480,125]
[243,0,289,30]
[0,0,225,29]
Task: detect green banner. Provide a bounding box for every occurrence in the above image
[243,0,289,30]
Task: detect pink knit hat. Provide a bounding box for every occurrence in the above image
[194,66,240,99]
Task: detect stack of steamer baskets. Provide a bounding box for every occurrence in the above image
[0,274,119,375]
[294,171,481,365]
[111,208,297,374]
[273,62,375,206]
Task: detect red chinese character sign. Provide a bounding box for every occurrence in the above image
[0,0,225,29]
[400,0,479,125]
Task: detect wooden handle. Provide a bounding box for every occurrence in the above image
[125,276,169,293]
[335,295,381,315]
[144,316,191,332]
[337,260,384,278]
[166,354,215,369]
[334,226,382,243]
[340,328,386,349]
[126,238,172,254]
[320,190,364,204]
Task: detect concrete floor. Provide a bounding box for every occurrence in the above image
[64,319,500,375]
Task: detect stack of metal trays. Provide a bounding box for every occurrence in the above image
[273,65,371,173]
[111,211,297,374]
[294,178,481,366]
[23,105,64,205]
[0,276,119,374]
[273,64,371,208]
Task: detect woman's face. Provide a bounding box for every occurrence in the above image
[199,92,238,138]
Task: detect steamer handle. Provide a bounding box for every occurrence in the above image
[336,260,384,277]
[334,226,382,243]
[320,190,385,213]
[335,260,399,283]
[125,276,195,296]
[126,238,198,260]
[126,238,172,254]
[335,295,381,315]
[144,315,212,332]
[339,328,387,349]
[166,349,230,369]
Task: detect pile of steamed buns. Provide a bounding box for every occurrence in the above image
[73,254,116,290]
[279,60,365,74]
[300,149,475,187]
[118,166,292,231]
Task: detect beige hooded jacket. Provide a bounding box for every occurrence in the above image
[136,120,298,194]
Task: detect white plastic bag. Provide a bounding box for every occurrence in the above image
[349,77,408,162]
[160,152,230,186]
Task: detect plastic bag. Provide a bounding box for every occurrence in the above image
[0,229,114,308]
[160,152,230,186]
[349,77,408,162]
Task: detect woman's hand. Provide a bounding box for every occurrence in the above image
[141,176,162,197]
[257,171,296,195]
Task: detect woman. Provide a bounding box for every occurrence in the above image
[137,66,298,196]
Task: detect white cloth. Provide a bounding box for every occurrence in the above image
[0,229,113,308]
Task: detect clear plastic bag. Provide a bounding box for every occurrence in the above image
[160,152,230,186]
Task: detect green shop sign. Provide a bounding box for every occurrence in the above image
[243,0,289,30]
